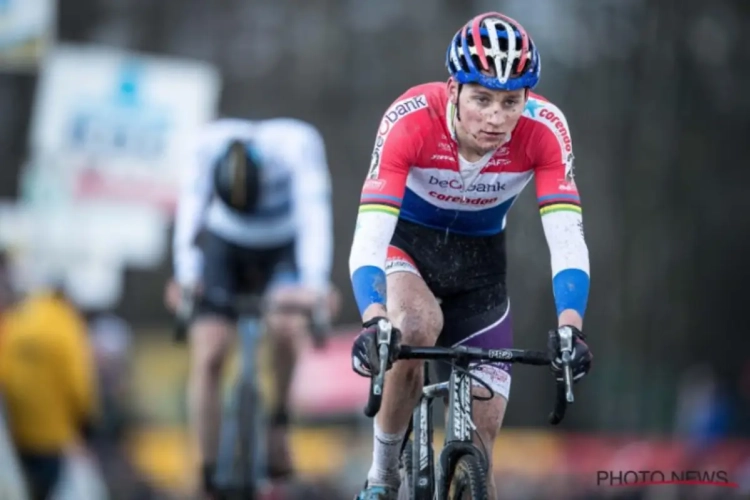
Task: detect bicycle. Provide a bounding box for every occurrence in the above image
[174,291,329,500]
[363,319,576,500]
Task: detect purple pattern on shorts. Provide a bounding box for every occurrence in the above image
[457,307,514,373]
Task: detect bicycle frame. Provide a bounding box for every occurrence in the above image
[213,299,326,496]
[215,315,266,495]
[409,357,490,499]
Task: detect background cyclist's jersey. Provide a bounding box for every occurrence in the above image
[349,82,590,317]
[173,118,333,292]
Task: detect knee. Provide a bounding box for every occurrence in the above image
[266,311,306,348]
[394,309,443,347]
[390,309,442,380]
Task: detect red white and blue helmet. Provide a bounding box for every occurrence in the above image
[446,12,541,91]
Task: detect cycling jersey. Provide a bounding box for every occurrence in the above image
[349,82,589,317]
[173,118,333,292]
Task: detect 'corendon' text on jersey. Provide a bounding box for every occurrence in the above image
[539,109,572,153]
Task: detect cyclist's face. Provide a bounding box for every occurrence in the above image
[450,81,527,155]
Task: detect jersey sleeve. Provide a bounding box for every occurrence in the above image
[172,128,217,286]
[348,92,427,315]
[281,121,333,292]
[532,105,590,319]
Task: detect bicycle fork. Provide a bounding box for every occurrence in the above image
[409,358,487,499]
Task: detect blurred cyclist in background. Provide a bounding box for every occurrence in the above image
[0,284,99,500]
[165,117,339,499]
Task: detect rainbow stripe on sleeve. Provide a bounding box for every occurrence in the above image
[537,193,581,216]
[358,193,402,217]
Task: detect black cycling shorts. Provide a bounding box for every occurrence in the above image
[196,230,298,321]
[387,219,514,398]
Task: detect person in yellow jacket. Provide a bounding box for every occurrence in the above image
[0,288,99,500]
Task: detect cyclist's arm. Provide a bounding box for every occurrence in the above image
[532,111,590,329]
[349,96,424,321]
[285,122,334,294]
[172,133,217,288]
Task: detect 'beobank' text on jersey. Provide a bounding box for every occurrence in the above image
[349,83,590,317]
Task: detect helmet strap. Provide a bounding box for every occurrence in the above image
[455,83,463,121]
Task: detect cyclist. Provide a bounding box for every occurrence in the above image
[167,117,336,499]
[348,12,593,499]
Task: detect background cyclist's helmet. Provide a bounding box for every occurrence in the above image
[446,12,541,91]
[213,139,261,214]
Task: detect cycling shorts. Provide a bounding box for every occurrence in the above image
[196,229,298,321]
[387,219,513,400]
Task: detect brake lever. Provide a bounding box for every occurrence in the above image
[363,319,393,417]
[174,287,195,343]
[309,298,330,349]
[557,326,575,403]
[373,319,392,389]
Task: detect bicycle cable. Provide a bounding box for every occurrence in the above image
[434,359,496,402]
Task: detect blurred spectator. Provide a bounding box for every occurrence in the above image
[0,286,100,499]
[87,312,164,499]
[0,250,14,315]
[675,364,731,454]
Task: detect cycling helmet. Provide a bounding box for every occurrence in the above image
[213,139,261,214]
[446,12,541,91]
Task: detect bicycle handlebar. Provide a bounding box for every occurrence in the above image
[363,324,576,425]
[173,292,330,347]
[397,345,550,364]
[174,288,196,342]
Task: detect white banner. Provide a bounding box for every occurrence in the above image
[0,200,171,309]
[28,43,222,213]
[0,0,55,71]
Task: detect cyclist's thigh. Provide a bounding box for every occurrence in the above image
[195,230,242,324]
[256,241,312,331]
[263,240,299,295]
[385,242,442,346]
[263,240,311,307]
[435,290,513,402]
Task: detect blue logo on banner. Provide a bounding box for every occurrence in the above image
[68,59,172,160]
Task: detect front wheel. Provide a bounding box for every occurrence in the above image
[446,454,488,500]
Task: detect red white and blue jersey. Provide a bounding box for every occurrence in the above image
[349,82,589,317]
